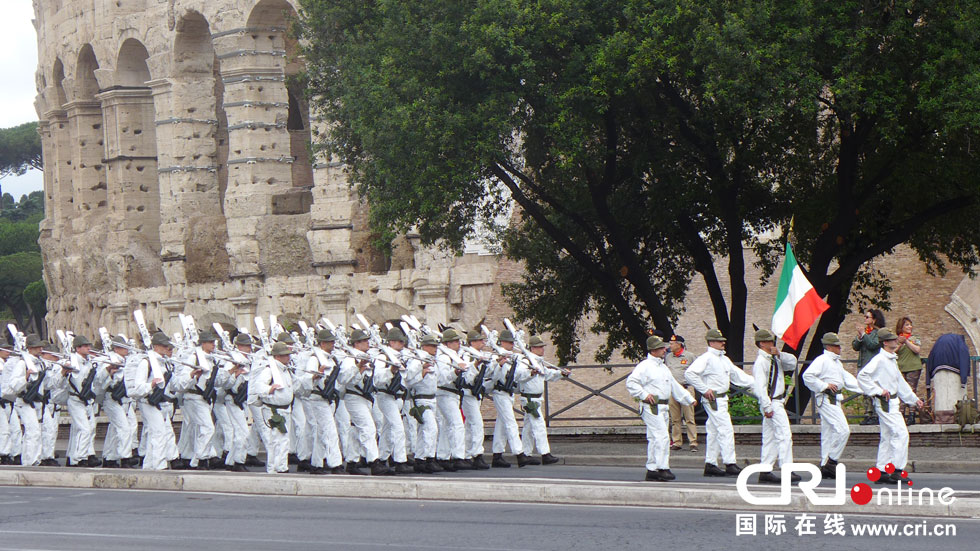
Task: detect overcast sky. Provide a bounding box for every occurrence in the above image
[0,2,43,201]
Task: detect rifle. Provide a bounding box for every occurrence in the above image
[134,310,171,408]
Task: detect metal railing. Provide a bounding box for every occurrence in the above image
[533,357,980,426]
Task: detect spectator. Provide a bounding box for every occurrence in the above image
[665,335,698,452]
[925,334,972,424]
[894,316,923,424]
[853,309,885,425]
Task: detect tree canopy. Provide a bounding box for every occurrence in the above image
[0,122,42,179]
[0,192,45,333]
[299,0,980,366]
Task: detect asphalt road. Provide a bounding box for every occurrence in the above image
[0,487,976,551]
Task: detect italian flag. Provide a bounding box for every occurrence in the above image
[771,242,829,350]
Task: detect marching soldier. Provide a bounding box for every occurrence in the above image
[303,330,345,474]
[665,335,698,452]
[125,332,177,470]
[373,328,413,474]
[95,337,135,468]
[38,344,67,466]
[172,331,219,469]
[338,330,390,476]
[217,333,254,472]
[802,332,862,478]
[460,330,492,469]
[0,339,13,464]
[404,334,441,473]
[685,329,755,477]
[520,336,568,465]
[250,341,295,473]
[67,335,99,467]
[626,335,696,481]
[434,329,469,471]
[3,334,45,466]
[857,329,923,485]
[750,330,799,484]
[489,331,533,468]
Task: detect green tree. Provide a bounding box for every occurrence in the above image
[22,279,47,337]
[0,122,42,179]
[0,251,43,331]
[299,0,980,368]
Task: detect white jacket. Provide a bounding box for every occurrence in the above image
[684,348,754,395]
[626,354,696,408]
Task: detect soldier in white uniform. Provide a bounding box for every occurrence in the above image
[373,328,413,474]
[3,335,45,466]
[0,341,11,464]
[460,330,492,469]
[434,329,469,471]
[685,329,755,477]
[171,331,220,469]
[626,335,696,481]
[520,336,568,465]
[405,334,441,473]
[217,334,253,472]
[338,330,391,476]
[125,332,177,470]
[66,335,99,467]
[38,344,68,466]
[489,331,533,468]
[95,337,135,468]
[802,332,862,478]
[302,330,345,474]
[857,329,923,485]
[750,329,799,484]
[249,341,295,473]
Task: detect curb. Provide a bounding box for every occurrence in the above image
[0,468,975,519]
[560,455,980,474]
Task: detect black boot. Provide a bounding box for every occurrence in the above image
[758,471,779,484]
[245,455,265,467]
[394,462,414,474]
[428,458,444,473]
[703,463,727,477]
[820,463,836,479]
[658,469,676,481]
[491,453,511,468]
[297,459,312,473]
[86,456,103,468]
[452,458,469,471]
[516,453,532,468]
[229,463,249,472]
[331,465,347,474]
[346,461,367,475]
[541,453,560,465]
[356,457,368,469]
[439,459,457,472]
[288,453,300,465]
[725,463,742,476]
[371,460,393,476]
[471,455,490,470]
[101,460,120,468]
[645,469,666,481]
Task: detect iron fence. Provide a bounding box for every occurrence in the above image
[537,357,980,426]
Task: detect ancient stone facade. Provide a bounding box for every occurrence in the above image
[33,0,501,337]
[34,0,980,378]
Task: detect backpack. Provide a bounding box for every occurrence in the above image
[954,399,979,433]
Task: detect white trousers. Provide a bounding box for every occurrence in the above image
[14,400,40,466]
[0,403,11,456]
[66,397,94,464]
[413,398,438,459]
[258,405,290,473]
[307,398,343,468]
[402,398,418,457]
[640,405,670,470]
[461,394,484,459]
[703,395,736,466]
[376,393,407,463]
[874,398,909,470]
[125,401,139,453]
[520,396,550,455]
[138,401,171,470]
[222,399,249,465]
[161,402,179,461]
[335,400,354,461]
[760,401,793,468]
[40,404,57,460]
[816,395,850,464]
[491,391,523,455]
[343,394,379,463]
[291,398,311,461]
[102,398,133,460]
[247,404,267,456]
[436,392,465,460]
[212,400,232,456]
[7,407,22,456]
[181,396,215,466]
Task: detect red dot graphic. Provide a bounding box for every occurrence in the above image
[851,483,873,505]
[866,467,881,482]
[900,470,908,479]
[885,463,896,474]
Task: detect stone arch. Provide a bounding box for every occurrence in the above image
[116,39,152,87]
[52,58,67,109]
[165,10,231,284]
[68,45,107,222]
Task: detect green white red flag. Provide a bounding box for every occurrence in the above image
[771,242,829,350]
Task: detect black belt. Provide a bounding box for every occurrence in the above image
[412,394,435,400]
[260,401,291,409]
[522,392,543,399]
[437,386,462,395]
[378,389,402,396]
[348,391,374,404]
